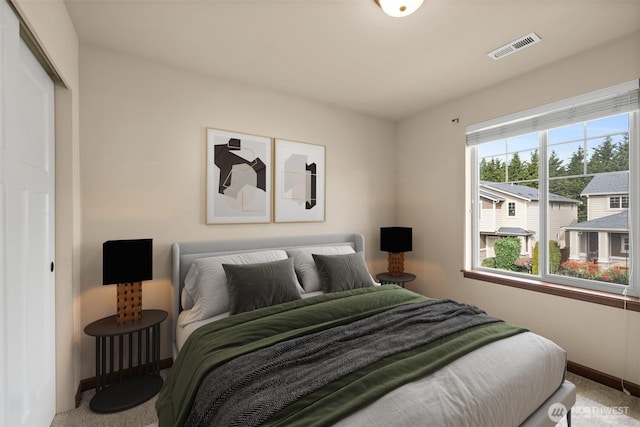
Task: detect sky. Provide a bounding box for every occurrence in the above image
[479,113,629,167]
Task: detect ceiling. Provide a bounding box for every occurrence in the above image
[63,0,640,121]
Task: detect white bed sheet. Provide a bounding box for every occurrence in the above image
[176,308,566,427]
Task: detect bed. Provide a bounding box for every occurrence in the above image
[157,233,576,427]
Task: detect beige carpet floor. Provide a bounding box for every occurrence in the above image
[557,373,640,427]
[51,371,640,426]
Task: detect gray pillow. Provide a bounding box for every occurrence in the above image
[223,258,301,315]
[312,252,374,293]
[286,245,355,293]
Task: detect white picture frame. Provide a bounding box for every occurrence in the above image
[206,128,272,224]
[274,139,325,223]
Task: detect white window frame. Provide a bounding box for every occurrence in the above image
[467,80,639,297]
[507,202,516,217]
[610,196,621,209]
[609,195,629,209]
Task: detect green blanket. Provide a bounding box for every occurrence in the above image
[156,285,526,427]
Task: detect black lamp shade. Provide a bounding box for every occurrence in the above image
[380,227,412,253]
[103,239,153,285]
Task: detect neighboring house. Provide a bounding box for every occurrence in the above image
[479,181,579,259]
[564,171,630,267]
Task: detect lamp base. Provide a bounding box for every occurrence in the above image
[387,252,405,277]
[116,282,142,324]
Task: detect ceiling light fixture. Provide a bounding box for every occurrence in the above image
[375,0,424,17]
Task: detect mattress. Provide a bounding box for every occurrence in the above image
[336,331,566,426]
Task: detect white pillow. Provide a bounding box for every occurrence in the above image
[286,245,355,292]
[181,288,195,310]
[180,250,302,325]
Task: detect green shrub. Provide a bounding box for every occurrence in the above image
[549,240,561,274]
[558,260,628,285]
[602,265,629,285]
[532,240,561,275]
[494,237,521,271]
[481,257,496,268]
[559,260,600,280]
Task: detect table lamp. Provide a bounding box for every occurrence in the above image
[380,227,412,277]
[103,238,153,324]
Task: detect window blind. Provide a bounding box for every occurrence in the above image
[466,80,640,146]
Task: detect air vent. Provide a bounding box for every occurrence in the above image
[487,32,541,60]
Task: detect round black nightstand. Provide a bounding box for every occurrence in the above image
[376,272,416,288]
[84,309,167,413]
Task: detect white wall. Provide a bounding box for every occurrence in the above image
[397,31,640,383]
[588,195,625,221]
[14,0,639,408]
[78,46,396,379]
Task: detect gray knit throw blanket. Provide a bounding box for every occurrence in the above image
[185,299,500,427]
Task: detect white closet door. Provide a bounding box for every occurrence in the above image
[0,1,56,426]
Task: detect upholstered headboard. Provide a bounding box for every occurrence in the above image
[170,233,365,356]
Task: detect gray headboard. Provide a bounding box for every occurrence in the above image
[170,233,365,357]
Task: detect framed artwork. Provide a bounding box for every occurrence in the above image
[206,128,272,224]
[274,139,325,222]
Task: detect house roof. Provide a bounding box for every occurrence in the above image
[497,227,535,236]
[564,211,628,232]
[479,190,504,203]
[481,181,578,204]
[581,171,629,196]
[479,227,535,237]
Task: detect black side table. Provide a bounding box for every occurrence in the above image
[376,272,417,288]
[84,309,167,413]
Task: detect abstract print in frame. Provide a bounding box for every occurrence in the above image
[274,139,325,222]
[207,128,272,224]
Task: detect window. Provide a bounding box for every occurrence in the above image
[467,81,638,296]
[622,236,630,254]
[609,195,629,209]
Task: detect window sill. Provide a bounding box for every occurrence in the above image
[462,269,640,313]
